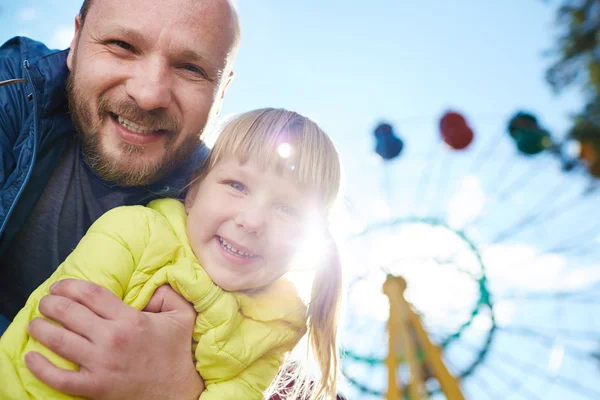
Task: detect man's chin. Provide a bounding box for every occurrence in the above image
[88,154,166,187]
[80,130,197,187]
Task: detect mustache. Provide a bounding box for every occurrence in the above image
[98,96,181,133]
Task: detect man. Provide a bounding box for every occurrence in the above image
[0,0,239,398]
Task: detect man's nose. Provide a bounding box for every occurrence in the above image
[125,57,173,111]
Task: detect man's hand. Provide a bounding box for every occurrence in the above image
[25,280,204,400]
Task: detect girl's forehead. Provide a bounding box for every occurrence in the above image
[213,156,295,178]
[213,157,321,200]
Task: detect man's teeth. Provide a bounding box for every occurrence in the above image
[117,115,154,134]
[219,237,255,258]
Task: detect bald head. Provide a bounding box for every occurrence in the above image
[78,0,240,67]
[65,0,241,186]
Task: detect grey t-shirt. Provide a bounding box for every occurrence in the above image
[0,137,199,320]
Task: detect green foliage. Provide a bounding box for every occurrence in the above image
[547,0,600,167]
[546,0,599,95]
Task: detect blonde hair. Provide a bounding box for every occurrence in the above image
[193,108,343,399]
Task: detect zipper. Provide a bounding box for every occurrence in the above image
[0,78,27,87]
[0,60,39,235]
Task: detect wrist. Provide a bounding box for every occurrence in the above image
[175,372,205,400]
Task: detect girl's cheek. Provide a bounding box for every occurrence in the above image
[279,228,305,255]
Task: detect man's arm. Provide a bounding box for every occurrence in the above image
[0,205,144,399]
[0,38,30,189]
[26,282,204,400]
[21,206,204,400]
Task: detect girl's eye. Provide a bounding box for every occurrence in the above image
[278,204,299,217]
[227,181,246,192]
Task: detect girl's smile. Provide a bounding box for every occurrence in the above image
[185,157,317,291]
[215,236,261,266]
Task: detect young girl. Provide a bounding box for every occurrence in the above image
[0,108,343,400]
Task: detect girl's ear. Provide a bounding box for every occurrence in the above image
[184,182,200,213]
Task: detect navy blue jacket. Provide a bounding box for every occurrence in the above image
[0,37,73,256]
[0,36,205,258]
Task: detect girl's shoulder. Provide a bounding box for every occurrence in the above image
[90,200,184,248]
[235,279,308,329]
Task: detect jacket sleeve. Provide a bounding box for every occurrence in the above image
[199,350,287,400]
[194,283,306,400]
[0,205,151,400]
[0,37,31,189]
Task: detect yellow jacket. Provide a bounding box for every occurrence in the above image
[0,199,307,400]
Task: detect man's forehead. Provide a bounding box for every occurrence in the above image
[86,0,236,66]
[89,0,235,17]
[88,0,233,32]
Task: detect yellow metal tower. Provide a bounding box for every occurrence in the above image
[383,275,465,400]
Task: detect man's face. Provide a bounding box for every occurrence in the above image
[66,0,236,186]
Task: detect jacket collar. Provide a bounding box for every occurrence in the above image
[25,44,71,118]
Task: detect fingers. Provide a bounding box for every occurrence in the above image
[50,279,135,321]
[27,317,93,366]
[143,285,196,327]
[24,352,89,398]
[37,293,103,341]
[143,285,192,313]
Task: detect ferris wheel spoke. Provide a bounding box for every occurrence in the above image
[467,127,506,177]
[463,373,506,400]
[465,170,571,238]
[463,340,589,399]
[488,178,575,244]
[491,186,598,245]
[493,164,545,203]
[499,328,600,359]
[553,243,600,262]
[541,192,600,252]
[489,347,600,398]
[477,359,546,400]
[462,170,567,231]
[434,148,453,218]
[545,223,600,254]
[412,139,442,215]
[497,285,600,303]
[460,157,519,230]
[486,154,521,197]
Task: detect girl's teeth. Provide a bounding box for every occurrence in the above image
[219,237,255,257]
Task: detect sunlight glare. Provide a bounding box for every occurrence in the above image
[278,142,293,159]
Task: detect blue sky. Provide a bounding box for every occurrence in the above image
[2,2,599,399]
[0,1,584,137]
[2,0,588,218]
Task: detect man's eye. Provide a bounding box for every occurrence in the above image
[182,64,208,79]
[113,40,133,51]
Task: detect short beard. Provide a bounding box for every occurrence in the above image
[66,61,203,187]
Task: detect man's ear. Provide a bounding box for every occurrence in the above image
[66,15,82,71]
[214,70,235,116]
[184,182,201,213]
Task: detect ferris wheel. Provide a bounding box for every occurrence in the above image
[337,111,600,400]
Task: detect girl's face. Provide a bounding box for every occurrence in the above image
[185,156,321,291]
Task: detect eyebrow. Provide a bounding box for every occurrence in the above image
[113,27,221,75]
[178,48,221,77]
[113,27,143,45]
[225,161,305,202]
